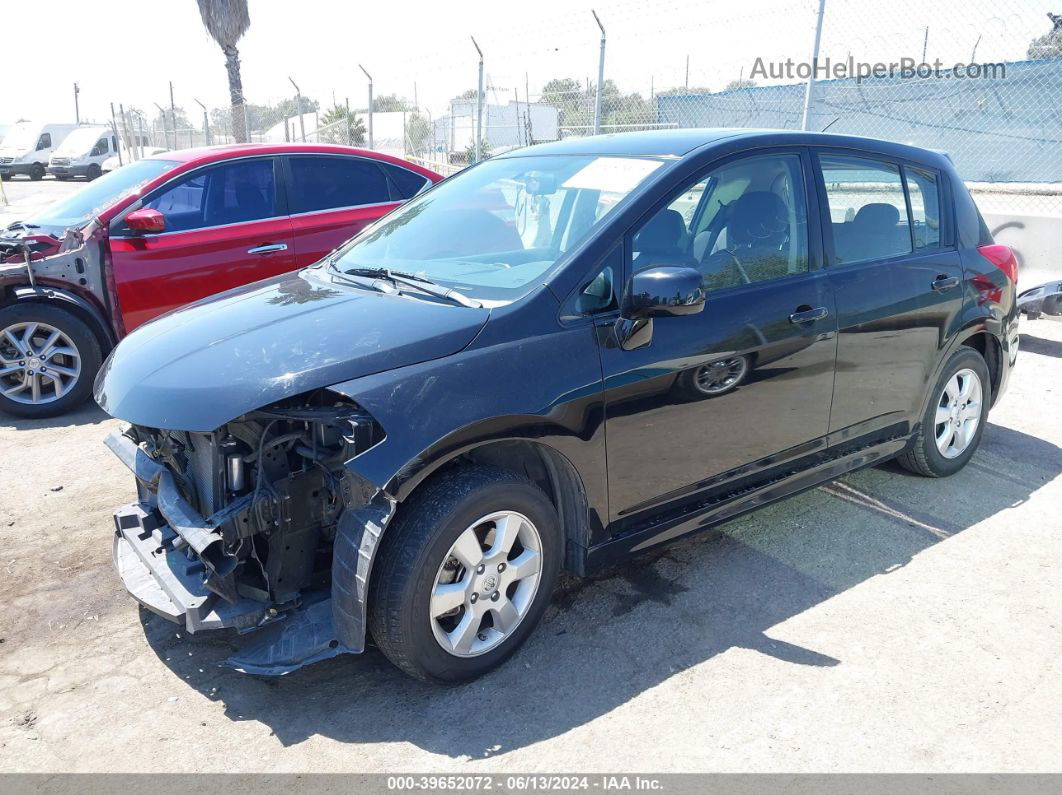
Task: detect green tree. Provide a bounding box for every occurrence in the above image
[405,111,431,156]
[319,105,366,145]
[725,78,758,90]
[1028,13,1062,59]
[463,137,492,163]
[372,93,411,112]
[196,0,251,142]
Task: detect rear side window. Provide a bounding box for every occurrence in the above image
[287,156,391,214]
[821,156,912,264]
[904,166,940,250]
[143,158,277,232]
[377,162,430,199]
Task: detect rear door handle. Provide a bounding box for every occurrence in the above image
[247,243,288,255]
[932,275,960,292]
[789,306,829,324]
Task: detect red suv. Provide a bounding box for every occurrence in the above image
[0,144,442,417]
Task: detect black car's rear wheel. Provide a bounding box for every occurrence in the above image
[898,347,990,477]
[367,465,561,683]
[0,303,102,418]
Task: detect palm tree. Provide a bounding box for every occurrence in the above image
[196,0,251,142]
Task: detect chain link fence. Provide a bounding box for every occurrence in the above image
[95,0,1058,213]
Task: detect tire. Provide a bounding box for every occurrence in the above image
[674,354,750,399]
[367,465,562,683]
[87,164,102,181]
[0,303,103,419]
[897,347,991,477]
[29,163,45,181]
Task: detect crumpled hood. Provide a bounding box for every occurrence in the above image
[95,269,489,431]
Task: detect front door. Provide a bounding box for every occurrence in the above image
[598,150,837,535]
[814,152,965,440]
[110,157,295,332]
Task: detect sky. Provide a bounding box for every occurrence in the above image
[0,0,1054,128]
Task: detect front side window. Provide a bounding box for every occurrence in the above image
[632,153,809,291]
[142,158,277,232]
[91,138,109,157]
[37,133,51,150]
[331,154,665,302]
[288,156,390,214]
[821,155,912,264]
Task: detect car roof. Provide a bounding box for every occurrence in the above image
[496,128,951,166]
[145,142,442,177]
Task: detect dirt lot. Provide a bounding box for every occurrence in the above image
[1,178,1061,773]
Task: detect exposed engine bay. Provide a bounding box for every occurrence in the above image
[108,392,388,673]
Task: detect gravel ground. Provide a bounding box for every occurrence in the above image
[0,176,1061,773]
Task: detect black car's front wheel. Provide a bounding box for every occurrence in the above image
[898,346,990,477]
[367,466,561,683]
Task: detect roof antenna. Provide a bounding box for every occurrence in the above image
[820,117,840,132]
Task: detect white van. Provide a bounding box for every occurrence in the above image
[47,126,119,181]
[0,122,78,181]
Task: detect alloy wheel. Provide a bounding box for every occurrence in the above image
[0,321,82,405]
[694,356,748,395]
[429,510,543,657]
[934,368,983,459]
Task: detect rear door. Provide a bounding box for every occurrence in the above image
[110,156,294,332]
[813,150,963,441]
[283,154,428,267]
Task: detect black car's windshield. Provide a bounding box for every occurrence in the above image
[331,154,665,302]
[29,159,178,230]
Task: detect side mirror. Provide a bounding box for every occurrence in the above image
[125,208,166,234]
[622,266,705,319]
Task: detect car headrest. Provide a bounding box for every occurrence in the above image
[636,208,686,255]
[852,203,900,232]
[728,191,789,246]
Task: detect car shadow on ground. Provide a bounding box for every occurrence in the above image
[141,421,1061,756]
[1019,331,1062,360]
[0,401,110,432]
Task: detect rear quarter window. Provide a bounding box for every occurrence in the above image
[378,162,431,200]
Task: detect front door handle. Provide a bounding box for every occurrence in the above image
[932,274,960,292]
[789,306,829,324]
[247,243,288,255]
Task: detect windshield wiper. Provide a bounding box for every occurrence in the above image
[342,266,482,309]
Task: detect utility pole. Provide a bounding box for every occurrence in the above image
[471,37,484,162]
[288,76,306,141]
[169,81,177,147]
[801,0,827,131]
[592,10,606,135]
[685,55,690,89]
[359,65,374,149]
[194,98,210,146]
[73,83,80,124]
[922,26,929,63]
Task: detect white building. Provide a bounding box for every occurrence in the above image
[433,100,559,156]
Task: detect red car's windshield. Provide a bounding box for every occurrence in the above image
[28,159,178,230]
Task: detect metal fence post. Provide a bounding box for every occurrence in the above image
[359,65,374,150]
[472,37,484,162]
[801,0,827,131]
[289,77,306,141]
[592,10,606,135]
[110,103,123,167]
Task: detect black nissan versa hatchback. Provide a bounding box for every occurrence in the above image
[96,129,1019,683]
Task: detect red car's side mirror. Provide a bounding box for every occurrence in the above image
[125,208,166,234]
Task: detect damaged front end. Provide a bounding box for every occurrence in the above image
[107,392,394,674]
